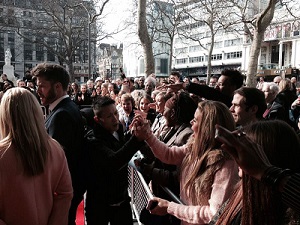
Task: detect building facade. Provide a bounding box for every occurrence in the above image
[0,0,97,82]
[98,43,123,81]
[255,19,300,79]
[172,0,300,81]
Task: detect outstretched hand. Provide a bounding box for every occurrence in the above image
[130,115,152,141]
[215,124,272,180]
[291,97,300,109]
[134,110,148,119]
[157,83,184,93]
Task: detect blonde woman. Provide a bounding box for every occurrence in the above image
[276,78,297,129]
[101,83,110,97]
[133,100,239,225]
[0,88,72,225]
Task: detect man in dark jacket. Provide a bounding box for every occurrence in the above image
[165,69,244,107]
[32,63,85,225]
[85,96,144,225]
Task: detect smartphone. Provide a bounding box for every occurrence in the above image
[147,200,158,210]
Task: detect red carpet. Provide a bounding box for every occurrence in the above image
[76,200,85,225]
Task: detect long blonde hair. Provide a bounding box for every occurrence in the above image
[0,88,50,176]
[279,78,292,92]
[181,101,235,205]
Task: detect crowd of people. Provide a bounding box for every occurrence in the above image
[0,63,300,225]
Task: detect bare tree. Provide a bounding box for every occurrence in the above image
[146,0,183,74]
[246,1,277,86]
[122,0,179,77]
[227,0,300,87]
[228,0,277,87]
[175,0,231,83]
[137,0,155,76]
[5,0,111,81]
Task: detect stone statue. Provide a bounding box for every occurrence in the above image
[3,48,15,85]
[5,48,12,65]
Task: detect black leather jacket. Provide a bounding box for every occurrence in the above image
[85,123,143,205]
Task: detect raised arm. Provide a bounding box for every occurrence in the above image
[215,124,300,214]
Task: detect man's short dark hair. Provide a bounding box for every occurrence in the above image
[221,69,244,89]
[31,63,70,91]
[92,96,115,117]
[234,87,267,119]
[170,71,180,78]
[211,75,219,79]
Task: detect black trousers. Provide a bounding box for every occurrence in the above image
[68,161,88,225]
[85,199,133,225]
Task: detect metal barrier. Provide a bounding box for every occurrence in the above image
[128,166,153,225]
[128,151,184,225]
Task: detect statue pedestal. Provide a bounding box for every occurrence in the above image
[3,64,15,83]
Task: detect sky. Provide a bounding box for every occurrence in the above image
[100,0,133,44]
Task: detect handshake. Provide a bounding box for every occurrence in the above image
[129,115,152,141]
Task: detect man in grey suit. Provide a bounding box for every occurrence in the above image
[32,63,85,225]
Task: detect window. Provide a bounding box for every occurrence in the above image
[189,45,202,52]
[178,24,189,31]
[283,23,291,38]
[224,38,242,47]
[36,51,44,61]
[214,41,223,49]
[36,37,44,61]
[175,47,188,54]
[24,36,32,61]
[189,56,204,63]
[225,51,242,59]
[47,38,55,61]
[190,32,205,39]
[190,21,206,29]
[160,58,168,74]
[24,43,33,60]
[292,21,300,36]
[211,54,222,61]
[74,66,81,72]
[179,15,189,20]
[176,58,187,64]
